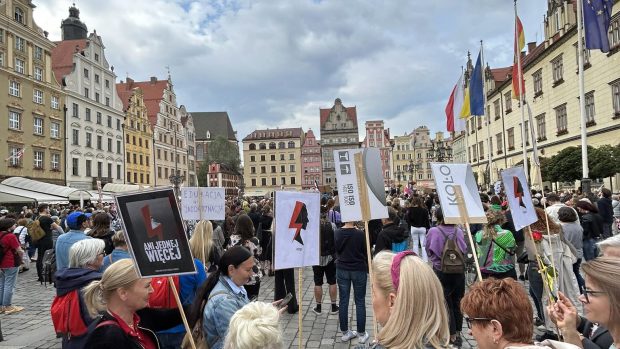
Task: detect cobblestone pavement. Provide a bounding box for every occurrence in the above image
[0,266,542,349]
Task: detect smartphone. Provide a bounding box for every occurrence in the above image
[279,293,293,309]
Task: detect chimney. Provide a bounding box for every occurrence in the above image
[527,42,537,54]
[126,77,134,87]
[150,76,157,83]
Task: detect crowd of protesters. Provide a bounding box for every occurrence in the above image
[0,184,617,349]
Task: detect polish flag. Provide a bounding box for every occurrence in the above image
[446,75,466,132]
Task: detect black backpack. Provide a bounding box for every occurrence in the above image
[41,248,57,287]
[438,227,465,274]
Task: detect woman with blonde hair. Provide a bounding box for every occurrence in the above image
[355,250,449,349]
[223,301,282,349]
[474,210,517,280]
[189,220,221,273]
[82,259,183,348]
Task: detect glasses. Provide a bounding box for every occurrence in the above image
[583,288,605,303]
[464,317,493,329]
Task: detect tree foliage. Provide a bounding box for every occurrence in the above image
[541,144,620,184]
[197,136,241,187]
[589,144,618,179]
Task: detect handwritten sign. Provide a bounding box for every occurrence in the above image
[431,163,487,224]
[180,187,225,221]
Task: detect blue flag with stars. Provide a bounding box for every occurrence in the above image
[469,50,484,116]
[582,0,615,53]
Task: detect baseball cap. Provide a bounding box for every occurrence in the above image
[66,212,89,230]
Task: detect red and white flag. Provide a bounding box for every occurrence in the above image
[445,74,466,132]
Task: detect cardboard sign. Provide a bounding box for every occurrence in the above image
[115,188,196,278]
[501,167,538,231]
[431,163,487,224]
[273,191,320,270]
[333,148,388,222]
[180,187,225,221]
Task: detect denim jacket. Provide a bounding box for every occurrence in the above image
[202,276,249,349]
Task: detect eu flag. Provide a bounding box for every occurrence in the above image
[469,51,484,116]
[583,0,614,53]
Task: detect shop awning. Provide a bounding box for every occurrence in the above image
[0,191,35,204]
[243,189,272,197]
[87,191,116,203]
[1,177,91,201]
[102,183,150,193]
[0,184,68,203]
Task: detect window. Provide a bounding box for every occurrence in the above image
[496,133,503,154]
[493,100,500,119]
[15,36,25,52]
[260,155,266,161]
[272,178,277,185]
[97,135,102,150]
[33,89,43,104]
[132,154,137,164]
[94,74,99,83]
[504,91,512,113]
[270,165,276,173]
[8,146,21,167]
[288,141,295,148]
[290,177,296,185]
[533,69,543,96]
[86,160,92,177]
[116,164,121,180]
[281,165,285,173]
[261,166,266,174]
[14,7,24,23]
[269,142,276,149]
[585,91,596,124]
[610,16,620,50]
[574,40,590,67]
[105,79,110,89]
[9,111,20,130]
[555,104,568,134]
[105,97,110,106]
[50,122,60,138]
[0,52,4,67]
[281,177,286,185]
[478,141,484,159]
[250,155,255,162]
[14,58,24,74]
[33,117,43,135]
[72,158,79,176]
[85,108,91,121]
[86,133,92,147]
[289,154,294,160]
[34,46,43,60]
[290,164,295,172]
[9,80,20,96]
[34,67,43,81]
[259,143,266,150]
[84,88,89,98]
[107,138,112,152]
[270,154,276,161]
[96,112,102,124]
[72,129,79,145]
[551,55,564,85]
[536,113,547,140]
[51,153,60,170]
[117,140,121,154]
[523,121,530,146]
[280,154,284,161]
[0,29,3,44]
[261,178,267,186]
[95,53,99,62]
[107,115,112,128]
[95,92,99,103]
[249,143,256,150]
[612,80,620,116]
[251,179,256,186]
[72,103,79,117]
[84,68,89,78]
[507,128,515,150]
[116,119,121,130]
[51,96,59,109]
[278,142,285,149]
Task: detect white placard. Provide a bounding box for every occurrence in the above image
[333,148,388,222]
[431,163,487,224]
[180,187,225,221]
[501,167,537,231]
[273,191,320,269]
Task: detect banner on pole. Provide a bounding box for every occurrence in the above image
[501,167,538,231]
[431,163,487,224]
[180,187,225,221]
[273,191,320,270]
[333,148,388,222]
[115,188,196,278]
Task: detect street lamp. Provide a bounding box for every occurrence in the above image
[431,139,452,163]
[167,130,184,196]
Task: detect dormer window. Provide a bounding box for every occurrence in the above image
[206,131,211,139]
[14,7,24,24]
[554,8,561,33]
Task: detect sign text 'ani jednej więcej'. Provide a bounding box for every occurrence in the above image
[144,239,182,264]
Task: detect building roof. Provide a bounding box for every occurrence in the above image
[116,77,169,128]
[319,99,358,128]
[51,39,89,84]
[191,112,237,141]
[489,66,512,85]
[243,127,303,141]
[116,84,136,111]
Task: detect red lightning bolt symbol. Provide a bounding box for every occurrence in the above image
[289,201,304,245]
[141,205,164,240]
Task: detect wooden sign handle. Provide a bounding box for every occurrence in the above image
[298,267,303,348]
[168,276,197,349]
[454,185,483,282]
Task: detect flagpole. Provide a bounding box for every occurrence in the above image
[461,65,471,165]
[515,0,529,182]
[480,40,493,187]
[576,0,591,195]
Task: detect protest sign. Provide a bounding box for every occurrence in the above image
[273,191,320,270]
[333,148,388,222]
[115,188,196,278]
[180,187,225,221]
[501,167,538,231]
[431,163,487,224]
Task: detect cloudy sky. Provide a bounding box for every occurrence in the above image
[34,0,548,142]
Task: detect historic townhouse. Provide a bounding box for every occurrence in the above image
[51,6,125,189]
[362,120,393,189]
[118,76,187,187]
[117,84,153,186]
[1,0,65,185]
[192,111,238,171]
[460,0,620,189]
[243,127,304,197]
[180,105,197,186]
[392,133,414,189]
[319,98,360,188]
[301,129,322,190]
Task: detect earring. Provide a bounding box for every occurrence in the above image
[494,339,499,344]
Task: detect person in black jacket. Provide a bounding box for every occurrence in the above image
[82,259,183,349]
[596,188,614,239]
[406,197,430,260]
[576,200,604,261]
[312,206,338,315]
[375,207,409,255]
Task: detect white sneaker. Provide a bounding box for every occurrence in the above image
[341,330,358,342]
[358,331,370,344]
